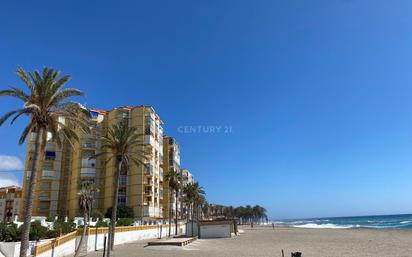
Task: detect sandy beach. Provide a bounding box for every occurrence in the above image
[87,225,412,257]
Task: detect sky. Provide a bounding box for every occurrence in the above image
[1,0,412,219]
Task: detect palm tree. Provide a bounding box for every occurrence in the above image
[182,183,194,236]
[0,67,89,257]
[74,182,99,257]
[182,182,205,236]
[164,169,181,236]
[91,121,147,255]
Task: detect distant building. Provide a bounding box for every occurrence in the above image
[162,136,181,219]
[0,186,22,222]
[180,168,194,186]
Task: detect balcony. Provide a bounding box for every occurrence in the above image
[144,191,152,196]
[144,166,153,176]
[39,195,50,201]
[144,135,155,145]
[143,207,150,216]
[80,168,96,177]
[143,206,162,217]
[42,170,59,180]
[82,158,96,167]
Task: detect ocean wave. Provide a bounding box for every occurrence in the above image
[400,221,412,224]
[293,223,352,229]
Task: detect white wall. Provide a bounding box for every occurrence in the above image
[185,222,198,237]
[35,225,185,257]
[0,240,46,257]
[199,224,231,238]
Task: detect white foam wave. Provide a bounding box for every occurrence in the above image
[293,223,352,229]
[400,221,412,224]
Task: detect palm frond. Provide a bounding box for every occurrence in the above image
[0,109,20,126]
[0,88,29,101]
[16,67,34,93]
[18,123,35,145]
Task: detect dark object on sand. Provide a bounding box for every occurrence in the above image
[291,252,302,257]
[281,249,285,257]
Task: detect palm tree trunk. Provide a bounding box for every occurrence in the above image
[19,128,45,257]
[168,188,172,237]
[109,160,121,252]
[74,210,88,257]
[191,203,194,237]
[174,190,178,235]
[196,204,200,237]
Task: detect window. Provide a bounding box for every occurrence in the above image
[118,196,126,207]
[119,187,127,196]
[45,151,56,160]
[145,126,153,135]
[119,175,127,185]
[91,111,99,119]
[169,138,175,144]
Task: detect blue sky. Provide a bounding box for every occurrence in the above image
[1,0,412,219]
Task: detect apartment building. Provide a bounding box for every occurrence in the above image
[21,106,164,221]
[0,186,22,222]
[162,136,181,219]
[180,168,194,186]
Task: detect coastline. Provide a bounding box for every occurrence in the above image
[273,223,412,231]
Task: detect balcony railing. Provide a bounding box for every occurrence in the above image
[42,170,58,180]
[80,168,96,177]
[144,135,155,145]
[39,196,50,201]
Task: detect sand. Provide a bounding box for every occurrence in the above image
[87,226,412,257]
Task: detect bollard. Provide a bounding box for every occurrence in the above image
[291,252,302,257]
[102,236,107,257]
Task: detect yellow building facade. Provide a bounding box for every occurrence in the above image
[21,106,164,221]
[0,186,22,222]
[162,136,180,219]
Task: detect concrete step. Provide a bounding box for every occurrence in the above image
[147,237,197,247]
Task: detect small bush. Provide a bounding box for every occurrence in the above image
[116,218,134,227]
[46,230,59,239]
[95,220,108,227]
[91,210,104,221]
[3,224,20,242]
[0,222,6,241]
[105,206,134,219]
[54,221,75,235]
[29,221,48,241]
[46,216,55,222]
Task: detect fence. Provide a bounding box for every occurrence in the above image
[34,225,178,256]
[34,231,77,256]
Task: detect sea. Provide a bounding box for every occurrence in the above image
[273,214,412,229]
